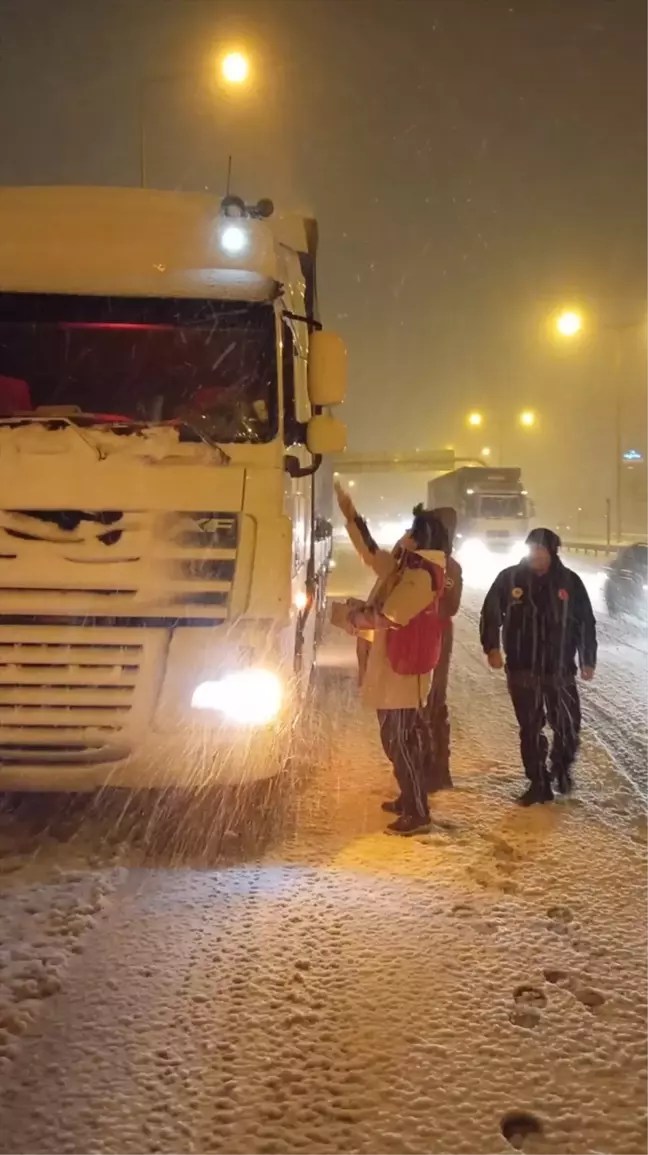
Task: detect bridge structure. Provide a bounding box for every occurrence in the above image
[331,450,486,475]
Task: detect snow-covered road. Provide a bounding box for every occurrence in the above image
[0,545,645,1155]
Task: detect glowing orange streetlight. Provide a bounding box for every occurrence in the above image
[220,51,250,85]
[555,309,583,338]
[519,410,536,428]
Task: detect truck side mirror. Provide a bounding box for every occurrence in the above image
[306,413,347,455]
[307,331,347,407]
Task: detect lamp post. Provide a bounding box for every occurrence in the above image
[553,308,642,542]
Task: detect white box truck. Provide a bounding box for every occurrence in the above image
[427,466,530,566]
[0,187,346,790]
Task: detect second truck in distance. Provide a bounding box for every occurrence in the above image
[426,466,531,567]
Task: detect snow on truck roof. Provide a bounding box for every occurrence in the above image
[0,186,311,301]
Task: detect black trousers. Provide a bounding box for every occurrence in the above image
[507,675,581,785]
[377,708,430,820]
[424,624,454,790]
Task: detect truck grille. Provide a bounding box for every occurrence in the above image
[0,625,164,762]
[0,510,240,621]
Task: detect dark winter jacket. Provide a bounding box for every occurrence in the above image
[480,558,597,679]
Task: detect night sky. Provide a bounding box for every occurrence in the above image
[0,0,645,531]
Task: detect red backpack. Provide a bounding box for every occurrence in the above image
[385,554,446,676]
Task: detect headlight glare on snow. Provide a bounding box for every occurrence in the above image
[191,669,283,725]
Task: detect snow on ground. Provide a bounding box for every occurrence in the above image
[0,807,122,1078]
[0,546,645,1154]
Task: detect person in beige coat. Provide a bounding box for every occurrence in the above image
[335,485,448,835]
[424,507,463,790]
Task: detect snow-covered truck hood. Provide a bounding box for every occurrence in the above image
[0,422,245,511]
[0,422,259,620]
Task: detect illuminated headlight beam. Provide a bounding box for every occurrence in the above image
[191,669,282,725]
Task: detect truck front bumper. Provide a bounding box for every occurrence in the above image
[0,623,297,792]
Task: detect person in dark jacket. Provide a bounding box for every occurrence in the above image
[425,506,463,790]
[479,527,597,806]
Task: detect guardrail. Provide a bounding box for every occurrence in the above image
[562,541,620,558]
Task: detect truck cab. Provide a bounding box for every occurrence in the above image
[427,466,530,568]
[0,187,346,790]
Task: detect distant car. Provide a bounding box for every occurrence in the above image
[604,543,648,620]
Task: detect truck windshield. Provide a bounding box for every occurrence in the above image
[470,495,525,518]
[0,294,277,443]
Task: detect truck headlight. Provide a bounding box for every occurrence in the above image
[459,537,488,562]
[509,540,527,561]
[191,669,283,725]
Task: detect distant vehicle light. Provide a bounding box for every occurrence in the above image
[191,669,282,725]
[220,224,248,255]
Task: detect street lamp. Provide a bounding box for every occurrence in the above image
[220,51,250,85]
[552,306,645,541]
[556,310,583,338]
[519,410,536,428]
[466,410,536,465]
[140,49,251,188]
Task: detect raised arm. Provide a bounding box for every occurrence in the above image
[335,482,397,579]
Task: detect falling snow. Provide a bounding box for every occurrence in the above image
[0,546,645,1154]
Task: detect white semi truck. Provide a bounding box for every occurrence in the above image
[0,186,346,790]
[426,466,531,566]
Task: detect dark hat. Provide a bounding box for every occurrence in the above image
[410,506,449,553]
[431,507,457,548]
[526,527,561,554]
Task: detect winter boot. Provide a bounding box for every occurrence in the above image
[553,766,574,796]
[516,777,554,807]
[381,797,403,814]
[386,814,432,836]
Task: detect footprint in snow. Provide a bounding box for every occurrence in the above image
[546,905,574,934]
[450,903,497,933]
[543,967,606,1010]
[572,986,606,1009]
[501,1111,544,1151]
[509,983,547,1030]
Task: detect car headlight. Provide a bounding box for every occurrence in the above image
[191,669,283,725]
